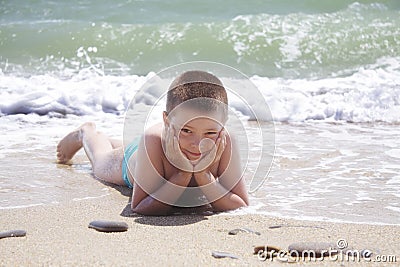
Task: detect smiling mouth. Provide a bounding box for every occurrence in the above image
[184,150,201,159]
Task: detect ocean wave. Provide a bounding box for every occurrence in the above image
[0,57,399,123]
[253,57,400,122]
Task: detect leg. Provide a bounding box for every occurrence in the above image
[57,122,125,186]
[109,138,123,149]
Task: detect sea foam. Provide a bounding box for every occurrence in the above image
[1,57,399,123]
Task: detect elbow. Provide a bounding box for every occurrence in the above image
[130,202,171,216]
[235,200,249,210]
[213,199,248,213]
[130,204,152,216]
[131,209,149,216]
[131,207,169,216]
[130,198,150,215]
[242,192,250,206]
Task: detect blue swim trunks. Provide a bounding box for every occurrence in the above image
[122,138,140,189]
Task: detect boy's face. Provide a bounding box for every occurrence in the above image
[163,108,225,161]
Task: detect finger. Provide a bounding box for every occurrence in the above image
[215,140,223,159]
[166,126,173,150]
[216,131,225,150]
[170,124,176,137]
[162,125,167,142]
[162,126,168,153]
[173,136,193,172]
[171,127,180,150]
[167,127,178,159]
[219,128,226,138]
[219,128,224,138]
[221,132,227,148]
[173,136,186,159]
[173,136,180,152]
[215,136,226,160]
[195,152,216,172]
[210,138,219,156]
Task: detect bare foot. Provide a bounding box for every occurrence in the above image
[56,122,94,163]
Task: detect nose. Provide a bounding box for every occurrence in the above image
[189,135,202,149]
[199,138,215,153]
[188,136,214,153]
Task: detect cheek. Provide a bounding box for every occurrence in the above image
[205,134,219,144]
[177,134,189,146]
[210,135,218,142]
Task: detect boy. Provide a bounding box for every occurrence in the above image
[57,70,249,215]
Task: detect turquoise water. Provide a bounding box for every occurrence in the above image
[1,0,399,77]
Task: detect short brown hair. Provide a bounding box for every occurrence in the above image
[166,71,228,119]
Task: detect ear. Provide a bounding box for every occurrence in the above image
[162,111,169,126]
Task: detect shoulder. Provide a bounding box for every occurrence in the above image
[136,123,165,175]
[142,123,163,146]
[136,123,164,160]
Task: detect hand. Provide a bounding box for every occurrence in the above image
[193,130,227,173]
[162,125,193,173]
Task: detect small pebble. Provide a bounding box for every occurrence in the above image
[211,251,239,259]
[228,227,260,235]
[88,220,128,232]
[268,225,282,229]
[0,230,27,239]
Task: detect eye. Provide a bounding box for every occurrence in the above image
[181,128,192,134]
[206,131,218,136]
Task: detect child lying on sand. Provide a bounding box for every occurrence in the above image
[57,70,248,215]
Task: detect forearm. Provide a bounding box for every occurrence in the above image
[131,195,172,216]
[132,171,192,215]
[194,172,248,212]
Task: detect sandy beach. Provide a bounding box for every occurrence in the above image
[1,0,400,265]
[1,184,398,266]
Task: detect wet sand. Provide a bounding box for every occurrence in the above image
[1,186,399,266]
[1,118,399,265]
